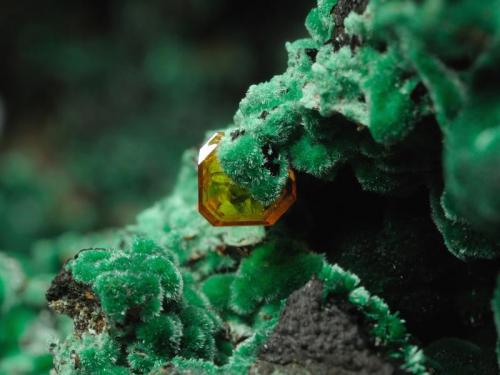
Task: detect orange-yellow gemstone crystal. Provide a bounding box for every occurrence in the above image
[198,132,296,226]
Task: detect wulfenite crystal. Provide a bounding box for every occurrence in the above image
[198,132,296,226]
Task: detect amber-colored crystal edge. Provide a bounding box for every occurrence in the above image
[197,132,297,227]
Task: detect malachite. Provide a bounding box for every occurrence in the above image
[198,132,296,226]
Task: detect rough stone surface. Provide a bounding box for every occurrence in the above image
[46,263,106,335]
[253,278,401,375]
[332,0,370,50]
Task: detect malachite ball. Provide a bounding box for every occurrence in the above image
[198,132,296,226]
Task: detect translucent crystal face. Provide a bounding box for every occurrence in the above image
[198,132,296,226]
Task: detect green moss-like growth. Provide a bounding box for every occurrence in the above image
[13,0,500,373]
[229,241,323,315]
[68,239,182,322]
[50,234,231,373]
[46,153,429,374]
[217,0,500,260]
[52,333,129,375]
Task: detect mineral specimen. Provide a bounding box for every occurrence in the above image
[198,132,296,226]
[43,0,500,373]
[1,0,499,374]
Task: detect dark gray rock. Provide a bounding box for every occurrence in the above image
[252,278,403,375]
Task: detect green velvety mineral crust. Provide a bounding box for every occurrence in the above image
[217,0,500,259]
[4,0,497,373]
[45,152,430,374]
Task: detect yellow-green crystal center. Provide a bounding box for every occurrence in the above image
[198,132,296,226]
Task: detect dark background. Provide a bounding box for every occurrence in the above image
[0,0,314,252]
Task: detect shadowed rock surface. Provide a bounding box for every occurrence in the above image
[252,279,403,375]
[332,0,370,50]
[46,261,106,335]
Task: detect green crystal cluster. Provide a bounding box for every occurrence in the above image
[218,0,500,260]
[45,153,428,374]
[0,0,499,374]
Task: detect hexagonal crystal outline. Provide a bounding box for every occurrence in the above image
[198,132,296,226]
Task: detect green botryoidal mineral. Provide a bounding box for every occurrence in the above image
[67,239,183,323]
[45,0,500,373]
[44,152,430,374]
[2,0,499,373]
[217,0,500,260]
